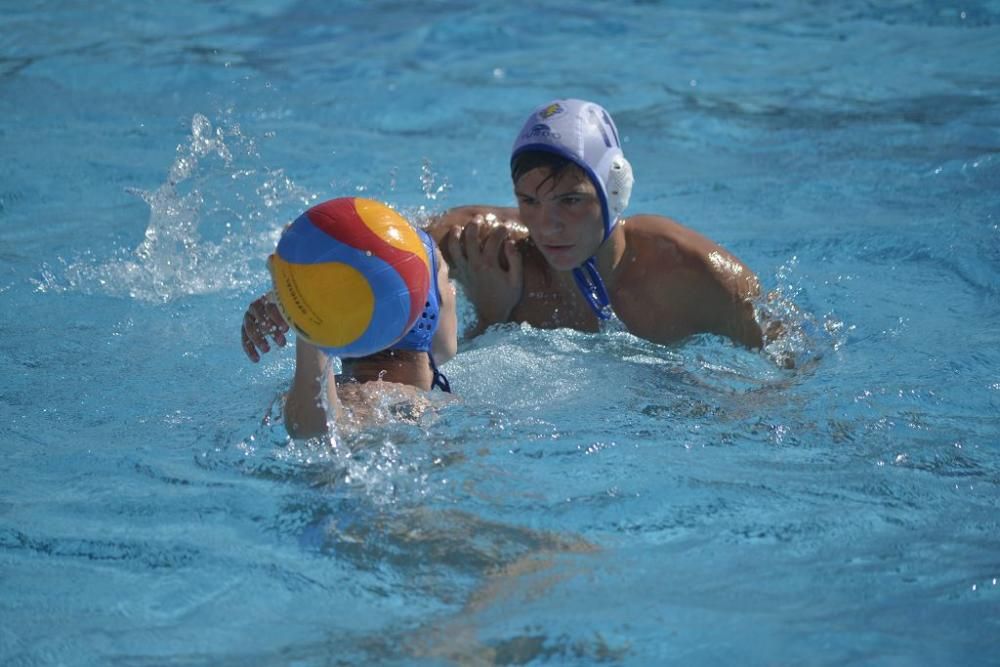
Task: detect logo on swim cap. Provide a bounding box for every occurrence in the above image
[522,123,561,141]
[539,103,564,119]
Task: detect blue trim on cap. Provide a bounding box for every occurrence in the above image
[387,228,452,392]
[389,228,441,353]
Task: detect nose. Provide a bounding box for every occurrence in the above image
[536,201,565,235]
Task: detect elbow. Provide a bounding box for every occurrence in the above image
[285,421,326,440]
[283,393,331,440]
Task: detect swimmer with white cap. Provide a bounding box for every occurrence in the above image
[429,98,766,348]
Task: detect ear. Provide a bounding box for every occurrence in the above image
[606,156,633,221]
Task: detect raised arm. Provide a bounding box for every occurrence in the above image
[426,206,526,335]
[283,338,341,439]
[430,245,458,364]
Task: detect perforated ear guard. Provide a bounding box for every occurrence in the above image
[605,156,633,228]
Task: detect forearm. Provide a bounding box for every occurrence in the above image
[284,339,341,438]
[465,303,514,337]
[725,300,765,350]
[703,282,766,351]
[726,266,766,349]
[465,317,492,339]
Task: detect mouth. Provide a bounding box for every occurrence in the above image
[537,244,579,267]
[539,242,575,257]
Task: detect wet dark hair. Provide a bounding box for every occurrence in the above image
[510,150,580,191]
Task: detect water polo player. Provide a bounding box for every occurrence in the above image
[242,198,457,438]
[429,98,767,349]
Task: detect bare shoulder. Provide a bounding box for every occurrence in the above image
[620,214,759,298]
[613,214,763,347]
[623,214,728,257]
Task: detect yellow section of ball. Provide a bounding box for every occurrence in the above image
[269,254,375,348]
[354,198,430,269]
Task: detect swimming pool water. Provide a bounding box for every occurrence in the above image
[2,1,999,665]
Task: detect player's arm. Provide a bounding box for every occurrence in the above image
[626,216,765,349]
[284,339,341,439]
[431,246,458,365]
[690,244,765,349]
[426,206,526,335]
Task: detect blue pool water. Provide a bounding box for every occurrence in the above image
[2,1,999,664]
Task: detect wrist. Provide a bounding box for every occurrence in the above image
[475,303,514,329]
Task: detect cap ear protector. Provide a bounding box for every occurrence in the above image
[605,155,633,235]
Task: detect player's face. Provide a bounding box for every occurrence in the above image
[514,165,603,271]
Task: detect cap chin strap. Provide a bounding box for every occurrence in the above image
[428,352,451,392]
[572,258,612,321]
[572,156,630,320]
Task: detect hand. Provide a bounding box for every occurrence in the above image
[446,217,524,328]
[241,292,289,362]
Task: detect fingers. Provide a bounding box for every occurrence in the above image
[445,227,470,285]
[243,308,270,357]
[446,226,465,265]
[241,295,289,362]
[446,219,520,289]
[482,224,509,269]
[458,219,510,268]
[241,326,261,363]
[440,219,523,327]
[461,220,481,264]
[503,238,523,286]
[264,300,288,347]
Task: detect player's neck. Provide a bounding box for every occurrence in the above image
[594,221,627,288]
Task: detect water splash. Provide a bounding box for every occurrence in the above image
[756,255,849,369]
[34,113,315,302]
[420,158,451,201]
[230,421,437,508]
[211,369,444,509]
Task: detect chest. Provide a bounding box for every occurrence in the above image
[607,264,703,344]
[510,259,600,332]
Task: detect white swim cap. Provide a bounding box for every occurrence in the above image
[511,99,633,240]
